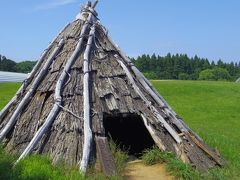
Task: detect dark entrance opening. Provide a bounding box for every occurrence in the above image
[103,113,155,157]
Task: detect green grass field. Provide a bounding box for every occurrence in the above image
[0,81,240,179]
[0,83,20,110]
[151,80,240,179]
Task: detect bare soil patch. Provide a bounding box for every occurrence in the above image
[125,160,174,180]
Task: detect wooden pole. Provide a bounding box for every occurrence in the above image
[0,23,70,122]
[92,0,99,9]
[140,114,166,151]
[105,31,203,141]
[16,13,95,164]
[79,24,96,173]
[0,38,65,142]
[115,55,182,144]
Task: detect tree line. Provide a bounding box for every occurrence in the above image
[1,53,240,81]
[0,54,36,73]
[132,53,240,81]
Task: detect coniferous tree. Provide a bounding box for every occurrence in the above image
[133,53,240,81]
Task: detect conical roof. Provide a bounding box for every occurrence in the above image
[0,0,222,175]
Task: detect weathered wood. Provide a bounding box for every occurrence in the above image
[105,36,204,142]
[0,2,222,173]
[91,81,105,135]
[100,27,222,168]
[15,103,61,164]
[0,38,65,142]
[115,55,182,144]
[37,95,83,166]
[95,78,114,98]
[186,132,222,166]
[31,22,70,77]
[3,91,52,154]
[95,136,117,176]
[80,24,96,172]
[17,12,95,164]
[92,0,99,9]
[0,22,71,122]
[120,50,205,144]
[105,94,118,112]
[140,114,166,151]
[131,67,194,134]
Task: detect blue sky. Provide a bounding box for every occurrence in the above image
[0,0,240,62]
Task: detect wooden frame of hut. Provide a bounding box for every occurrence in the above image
[0,0,222,175]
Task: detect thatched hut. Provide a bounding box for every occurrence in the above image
[0,0,222,175]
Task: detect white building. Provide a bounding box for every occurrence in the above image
[0,71,28,83]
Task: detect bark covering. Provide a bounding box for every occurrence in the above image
[0,5,222,173]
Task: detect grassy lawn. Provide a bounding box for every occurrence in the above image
[151,80,240,179]
[1,81,240,179]
[0,83,20,110]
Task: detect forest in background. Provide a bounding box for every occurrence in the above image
[0,54,36,73]
[132,53,240,81]
[0,53,240,81]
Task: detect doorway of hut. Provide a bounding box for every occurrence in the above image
[103,113,155,158]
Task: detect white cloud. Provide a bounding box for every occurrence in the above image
[35,0,79,11]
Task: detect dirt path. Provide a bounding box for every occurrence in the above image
[125,160,174,180]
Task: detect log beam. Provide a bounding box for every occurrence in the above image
[79,24,96,172]
[105,32,204,142]
[0,38,65,142]
[115,55,182,144]
[16,12,95,164]
[0,23,70,122]
[95,136,116,176]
